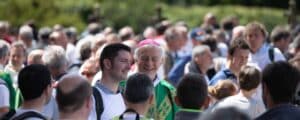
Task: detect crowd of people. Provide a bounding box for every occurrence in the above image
[0,12,300,120]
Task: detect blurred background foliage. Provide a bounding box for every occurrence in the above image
[0,0,298,33]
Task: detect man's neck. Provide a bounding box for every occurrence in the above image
[227,62,239,76]
[11,64,23,72]
[60,110,88,120]
[21,99,44,112]
[198,64,207,75]
[240,89,255,99]
[100,75,119,93]
[126,103,148,115]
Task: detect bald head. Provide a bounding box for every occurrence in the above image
[56,74,92,113]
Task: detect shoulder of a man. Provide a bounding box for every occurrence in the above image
[255,105,300,120]
[209,69,228,86]
[158,80,176,92]
[11,110,47,120]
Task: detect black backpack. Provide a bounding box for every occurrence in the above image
[1,110,47,120]
[268,47,275,62]
[93,87,104,120]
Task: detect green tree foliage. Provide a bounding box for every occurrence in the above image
[0,0,290,33]
[164,5,287,31]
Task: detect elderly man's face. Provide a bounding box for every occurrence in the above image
[10,47,25,67]
[137,47,163,76]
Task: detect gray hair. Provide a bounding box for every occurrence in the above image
[42,45,68,69]
[0,40,10,59]
[134,44,165,61]
[164,26,183,42]
[192,45,210,59]
[19,25,33,40]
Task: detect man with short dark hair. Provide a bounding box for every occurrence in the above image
[89,43,132,120]
[113,73,154,120]
[270,26,291,59]
[56,74,92,120]
[209,37,250,85]
[256,61,300,120]
[175,73,209,120]
[11,64,52,120]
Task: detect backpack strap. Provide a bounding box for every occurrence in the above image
[11,111,47,120]
[1,109,16,120]
[0,79,6,85]
[93,86,104,120]
[268,47,275,62]
[223,69,236,79]
[119,108,140,120]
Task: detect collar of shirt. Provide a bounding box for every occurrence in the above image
[252,43,269,56]
[153,75,161,87]
[95,82,119,94]
[180,108,202,113]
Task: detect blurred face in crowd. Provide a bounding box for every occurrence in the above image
[136,46,163,78]
[229,48,250,70]
[80,59,99,83]
[108,50,132,81]
[50,32,68,50]
[276,36,291,53]
[195,48,213,70]
[167,35,186,52]
[0,51,9,66]
[245,28,265,53]
[10,46,25,67]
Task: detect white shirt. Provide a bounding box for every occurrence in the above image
[248,43,286,70]
[4,63,24,89]
[116,113,152,120]
[217,42,228,57]
[88,83,126,120]
[0,83,9,108]
[212,92,266,118]
[42,96,59,120]
[66,43,78,65]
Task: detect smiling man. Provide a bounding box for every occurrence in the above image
[209,37,250,85]
[130,39,178,120]
[88,43,132,120]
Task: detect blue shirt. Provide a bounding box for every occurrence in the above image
[209,68,236,86]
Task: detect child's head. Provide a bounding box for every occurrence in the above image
[208,80,238,100]
[176,73,208,109]
[238,66,261,91]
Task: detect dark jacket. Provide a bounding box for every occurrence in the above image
[255,104,300,120]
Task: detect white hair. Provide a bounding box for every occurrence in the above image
[134,44,165,61]
[192,45,210,59]
[19,25,33,39]
[42,45,68,69]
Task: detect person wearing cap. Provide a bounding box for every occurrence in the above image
[120,39,178,120]
[190,28,207,46]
